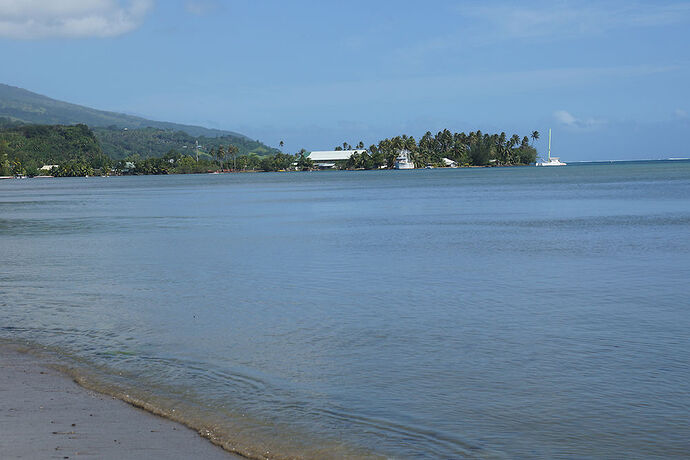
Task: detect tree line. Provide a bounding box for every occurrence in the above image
[1,120,542,177]
[0,122,109,176]
[115,149,313,175]
[336,129,540,169]
[123,127,540,174]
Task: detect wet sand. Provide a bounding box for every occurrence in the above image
[0,345,240,459]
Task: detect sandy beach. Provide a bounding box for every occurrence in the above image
[0,344,239,459]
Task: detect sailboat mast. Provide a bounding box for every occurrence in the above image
[548,128,552,161]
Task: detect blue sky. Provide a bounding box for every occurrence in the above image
[1,0,689,160]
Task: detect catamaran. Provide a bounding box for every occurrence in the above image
[536,129,566,166]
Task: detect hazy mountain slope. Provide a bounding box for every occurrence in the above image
[0,83,245,139]
[0,83,279,159]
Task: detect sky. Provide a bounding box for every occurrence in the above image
[1,0,689,160]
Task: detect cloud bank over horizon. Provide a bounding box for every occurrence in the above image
[0,0,153,39]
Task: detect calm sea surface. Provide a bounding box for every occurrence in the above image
[1,162,689,459]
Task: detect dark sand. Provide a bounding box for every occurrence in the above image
[0,345,240,459]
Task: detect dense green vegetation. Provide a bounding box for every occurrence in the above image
[117,150,300,174]
[93,126,278,160]
[0,117,540,178]
[337,130,538,169]
[0,121,109,176]
[126,128,539,173]
[115,151,217,175]
[0,119,284,176]
[52,160,95,177]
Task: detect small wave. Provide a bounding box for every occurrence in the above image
[8,343,383,460]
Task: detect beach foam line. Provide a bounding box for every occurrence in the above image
[1,341,384,460]
[0,343,240,460]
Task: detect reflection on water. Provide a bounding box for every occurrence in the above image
[2,162,690,458]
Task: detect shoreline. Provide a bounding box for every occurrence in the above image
[0,343,241,459]
[1,164,521,180]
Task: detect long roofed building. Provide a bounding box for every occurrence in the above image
[307,149,366,168]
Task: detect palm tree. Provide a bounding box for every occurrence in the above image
[498,132,506,148]
[510,134,521,147]
[296,149,313,171]
[216,145,225,170]
[468,131,477,147]
[531,131,540,145]
[227,145,239,171]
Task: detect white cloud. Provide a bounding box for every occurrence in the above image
[554,110,606,129]
[554,110,577,126]
[0,0,154,39]
[674,108,688,119]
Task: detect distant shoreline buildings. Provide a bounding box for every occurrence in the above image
[307,150,367,169]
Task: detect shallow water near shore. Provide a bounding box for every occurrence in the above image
[2,162,690,459]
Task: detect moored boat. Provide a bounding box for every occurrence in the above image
[395,150,415,169]
[536,129,566,166]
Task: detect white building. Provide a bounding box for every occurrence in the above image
[307,149,366,168]
[39,164,59,171]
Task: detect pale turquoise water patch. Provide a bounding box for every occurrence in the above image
[1,162,689,458]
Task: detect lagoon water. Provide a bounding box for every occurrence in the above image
[1,162,690,459]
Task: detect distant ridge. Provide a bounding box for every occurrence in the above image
[0,83,246,139]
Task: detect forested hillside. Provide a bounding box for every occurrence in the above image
[0,122,109,176]
[93,126,278,160]
[0,83,278,156]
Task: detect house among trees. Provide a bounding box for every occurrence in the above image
[307,149,367,169]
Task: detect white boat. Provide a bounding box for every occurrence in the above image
[394,150,415,169]
[536,129,566,166]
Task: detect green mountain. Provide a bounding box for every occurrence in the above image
[0,83,278,159]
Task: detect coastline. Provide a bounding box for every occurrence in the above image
[0,344,241,460]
